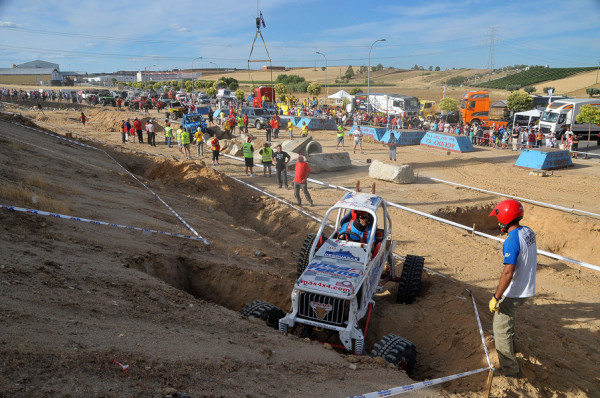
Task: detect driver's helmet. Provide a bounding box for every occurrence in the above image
[489,199,523,232]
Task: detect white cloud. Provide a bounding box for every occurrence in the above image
[0,21,20,28]
[169,24,191,33]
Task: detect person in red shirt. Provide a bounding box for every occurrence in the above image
[133,117,143,143]
[293,155,313,206]
[243,114,249,134]
[270,116,280,139]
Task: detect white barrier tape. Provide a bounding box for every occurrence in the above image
[423,175,600,219]
[348,366,491,398]
[2,115,207,243]
[467,289,493,368]
[0,205,209,244]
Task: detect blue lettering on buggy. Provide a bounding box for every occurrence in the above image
[324,250,361,262]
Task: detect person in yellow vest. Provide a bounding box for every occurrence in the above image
[194,127,204,156]
[242,137,255,176]
[259,142,273,177]
[164,123,173,148]
[336,124,345,150]
[287,119,294,139]
[181,128,191,159]
[237,114,244,133]
[176,126,183,153]
[301,121,309,137]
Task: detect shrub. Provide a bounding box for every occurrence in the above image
[523,86,536,94]
[350,87,362,95]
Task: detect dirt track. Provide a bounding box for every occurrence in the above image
[0,103,599,397]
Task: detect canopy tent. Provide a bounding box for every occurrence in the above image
[513,109,541,127]
[328,89,352,103]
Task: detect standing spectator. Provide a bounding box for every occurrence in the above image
[488,199,537,378]
[293,155,313,206]
[243,113,249,134]
[571,134,579,158]
[353,126,363,154]
[116,97,122,111]
[336,124,345,150]
[273,144,290,189]
[194,127,204,156]
[386,132,398,161]
[265,125,272,142]
[176,126,183,153]
[511,127,520,151]
[133,117,143,144]
[259,143,273,177]
[535,128,543,148]
[544,131,553,148]
[181,128,191,159]
[565,133,573,153]
[165,123,173,148]
[237,114,244,135]
[270,115,279,138]
[80,112,87,129]
[210,135,220,166]
[242,137,255,176]
[301,121,309,137]
[208,110,214,126]
[287,119,294,139]
[147,120,156,147]
[120,120,127,144]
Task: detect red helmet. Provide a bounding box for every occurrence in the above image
[489,199,523,231]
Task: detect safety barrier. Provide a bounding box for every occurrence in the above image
[0,205,209,244]
[514,148,573,170]
[420,132,475,153]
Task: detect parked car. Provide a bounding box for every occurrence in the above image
[239,107,275,129]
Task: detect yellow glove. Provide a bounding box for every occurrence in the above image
[489,295,500,312]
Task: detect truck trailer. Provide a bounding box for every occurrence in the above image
[354,93,419,117]
[538,98,600,140]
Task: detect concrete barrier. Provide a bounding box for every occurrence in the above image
[420,132,474,152]
[296,117,337,130]
[281,136,313,154]
[380,130,426,145]
[305,141,323,155]
[348,125,387,141]
[229,143,243,156]
[305,152,352,173]
[514,148,573,170]
[369,160,415,184]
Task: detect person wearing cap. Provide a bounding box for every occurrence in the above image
[242,137,255,176]
[133,117,143,144]
[488,199,537,379]
[293,154,313,206]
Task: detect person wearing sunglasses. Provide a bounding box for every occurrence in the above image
[338,211,372,243]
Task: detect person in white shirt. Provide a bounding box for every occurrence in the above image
[353,126,363,154]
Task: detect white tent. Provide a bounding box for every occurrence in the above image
[328,89,352,104]
[513,109,541,127]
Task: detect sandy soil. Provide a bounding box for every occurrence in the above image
[0,101,599,398]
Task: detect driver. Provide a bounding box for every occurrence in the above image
[338,211,372,243]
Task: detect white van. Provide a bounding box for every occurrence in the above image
[216,88,235,100]
[539,98,600,140]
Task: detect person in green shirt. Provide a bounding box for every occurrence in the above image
[181,129,191,159]
[336,124,345,150]
[259,142,273,177]
[164,123,173,148]
[242,137,255,176]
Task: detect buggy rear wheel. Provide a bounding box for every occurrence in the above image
[396,254,424,304]
[297,233,316,277]
[240,300,285,330]
[371,334,417,375]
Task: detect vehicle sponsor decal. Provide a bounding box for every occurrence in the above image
[323,249,361,262]
[306,262,363,278]
[300,279,354,294]
[310,301,333,319]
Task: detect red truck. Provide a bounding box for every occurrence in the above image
[253,86,276,108]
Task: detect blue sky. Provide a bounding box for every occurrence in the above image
[1,0,599,74]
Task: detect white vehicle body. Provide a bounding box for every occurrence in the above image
[368,94,420,117]
[539,98,600,139]
[279,192,395,354]
[216,88,236,100]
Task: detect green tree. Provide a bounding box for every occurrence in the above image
[439,97,459,114]
[506,85,520,92]
[274,83,287,97]
[435,66,441,71]
[307,82,322,96]
[585,88,600,97]
[206,87,217,97]
[171,81,180,89]
[229,81,239,90]
[279,93,287,102]
[235,89,245,100]
[205,81,213,89]
[375,63,383,71]
[345,65,355,79]
[213,80,226,90]
[428,66,433,71]
[153,82,162,91]
[506,91,533,112]
[111,78,118,86]
[542,86,555,94]
[444,76,468,86]
[575,104,600,146]
[194,80,204,89]
[349,87,362,95]
[250,84,258,91]
[523,86,536,94]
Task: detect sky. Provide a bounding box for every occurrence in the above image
[1,0,599,74]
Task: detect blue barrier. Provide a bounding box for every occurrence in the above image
[420,132,475,152]
[348,126,387,141]
[296,117,337,130]
[380,130,426,145]
[514,148,573,170]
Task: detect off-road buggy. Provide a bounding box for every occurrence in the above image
[241,190,425,373]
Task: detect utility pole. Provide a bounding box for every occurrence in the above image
[486,27,497,81]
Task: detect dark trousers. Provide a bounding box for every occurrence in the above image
[121,132,126,143]
[276,168,288,188]
[294,181,312,205]
[136,130,143,143]
[148,132,156,146]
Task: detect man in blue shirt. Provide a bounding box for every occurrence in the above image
[488,199,537,378]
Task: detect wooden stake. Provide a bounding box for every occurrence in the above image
[472,223,476,237]
[356,180,361,192]
[371,182,376,194]
[484,369,494,398]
